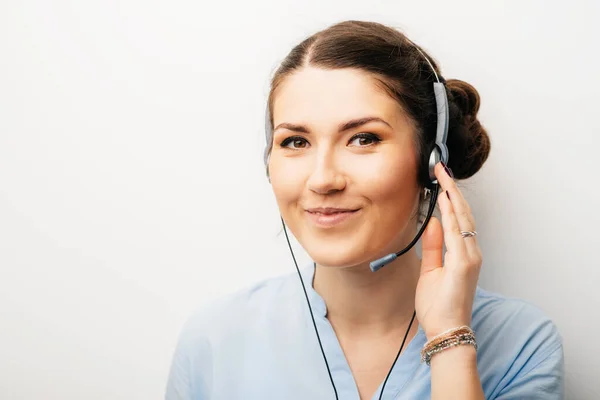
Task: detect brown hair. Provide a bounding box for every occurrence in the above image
[265,20,491,221]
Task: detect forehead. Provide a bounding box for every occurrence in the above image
[272,67,406,127]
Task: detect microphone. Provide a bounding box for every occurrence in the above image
[369,183,440,272]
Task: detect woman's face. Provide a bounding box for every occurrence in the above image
[269,67,421,268]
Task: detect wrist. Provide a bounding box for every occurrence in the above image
[421,325,477,366]
[429,343,478,369]
[424,320,472,341]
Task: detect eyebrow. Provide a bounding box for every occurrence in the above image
[273,116,392,134]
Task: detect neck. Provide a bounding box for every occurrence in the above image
[313,246,421,338]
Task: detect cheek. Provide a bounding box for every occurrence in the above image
[352,149,419,209]
[357,151,421,255]
[268,156,304,207]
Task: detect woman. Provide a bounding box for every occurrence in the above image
[166,20,564,399]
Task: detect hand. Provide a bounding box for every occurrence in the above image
[415,162,483,340]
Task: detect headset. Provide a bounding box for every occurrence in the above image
[264,44,449,400]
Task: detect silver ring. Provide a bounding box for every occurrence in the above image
[461,231,477,238]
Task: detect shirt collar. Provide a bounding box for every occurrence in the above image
[298,262,327,318]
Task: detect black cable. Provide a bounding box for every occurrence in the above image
[392,183,440,259]
[282,218,339,400]
[377,310,416,400]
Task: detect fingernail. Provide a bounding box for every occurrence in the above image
[440,161,454,178]
[446,190,451,200]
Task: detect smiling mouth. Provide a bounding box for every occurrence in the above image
[305,208,361,227]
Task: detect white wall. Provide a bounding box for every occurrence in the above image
[0,0,597,399]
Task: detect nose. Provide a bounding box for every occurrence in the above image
[306,149,346,195]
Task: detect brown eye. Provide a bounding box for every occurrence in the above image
[280,136,309,149]
[293,139,306,148]
[348,133,382,147]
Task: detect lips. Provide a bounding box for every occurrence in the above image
[305,207,359,214]
[305,207,360,228]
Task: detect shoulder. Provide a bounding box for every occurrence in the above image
[472,286,562,355]
[177,270,298,346]
[472,287,564,398]
[166,271,299,398]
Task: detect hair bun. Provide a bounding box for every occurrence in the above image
[446,79,480,117]
[444,79,491,180]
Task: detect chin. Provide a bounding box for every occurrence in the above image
[298,222,407,269]
[303,239,376,269]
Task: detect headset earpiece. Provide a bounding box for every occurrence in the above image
[428,82,450,184]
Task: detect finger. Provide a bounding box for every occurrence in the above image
[435,162,479,254]
[437,183,468,262]
[420,216,443,275]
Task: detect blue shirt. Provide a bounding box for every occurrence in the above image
[165,263,564,399]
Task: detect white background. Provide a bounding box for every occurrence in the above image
[1,0,598,399]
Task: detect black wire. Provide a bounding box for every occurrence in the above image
[281,217,339,400]
[392,182,440,259]
[377,310,416,400]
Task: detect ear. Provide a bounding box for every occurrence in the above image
[264,147,272,183]
[265,157,271,184]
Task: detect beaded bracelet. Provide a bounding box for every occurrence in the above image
[420,326,477,366]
